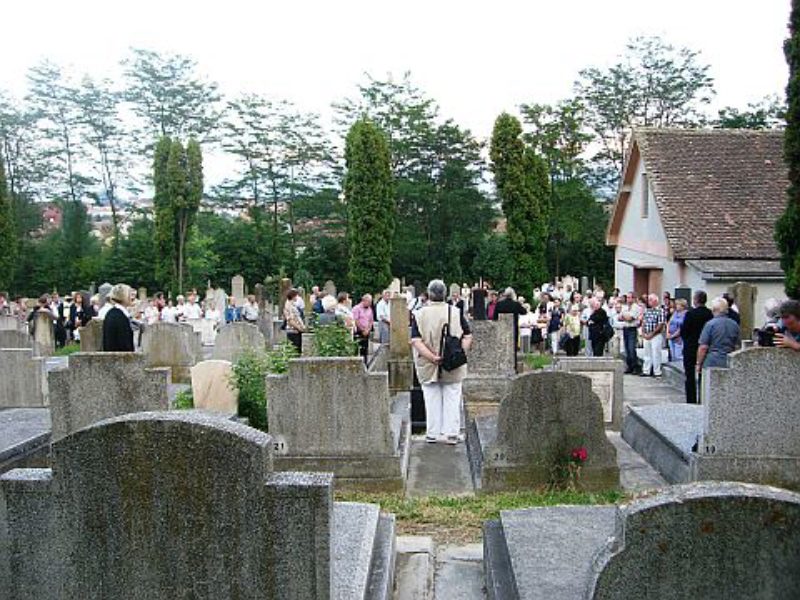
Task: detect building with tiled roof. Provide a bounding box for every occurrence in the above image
[606,128,788,313]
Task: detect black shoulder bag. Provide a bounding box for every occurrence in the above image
[439,305,468,372]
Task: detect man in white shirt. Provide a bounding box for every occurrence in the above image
[375,290,391,344]
[183,294,202,320]
[241,294,259,323]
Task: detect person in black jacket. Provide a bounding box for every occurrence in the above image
[493,287,528,371]
[587,298,609,357]
[102,284,135,352]
[679,290,713,404]
[68,292,95,338]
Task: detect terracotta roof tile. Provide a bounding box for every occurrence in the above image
[634,128,787,260]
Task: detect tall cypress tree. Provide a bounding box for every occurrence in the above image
[0,153,16,291]
[166,139,188,293]
[173,137,202,294]
[490,113,550,293]
[779,0,800,299]
[153,136,175,293]
[344,119,394,297]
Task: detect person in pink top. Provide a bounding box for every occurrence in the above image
[351,294,374,362]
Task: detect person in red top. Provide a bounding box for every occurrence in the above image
[486,291,499,320]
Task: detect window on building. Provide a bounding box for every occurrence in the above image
[641,173,649,219]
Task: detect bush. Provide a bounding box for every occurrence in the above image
[55,343,80,357]
[174,388,194,409]
[313,323,358,357]
[231,342,298,431]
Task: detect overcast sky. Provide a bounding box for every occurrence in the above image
[0,0,792,184]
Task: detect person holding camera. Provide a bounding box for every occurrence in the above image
[774,299,800,351]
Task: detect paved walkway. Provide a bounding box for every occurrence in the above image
[405,438,474,498]
[623,372,684,408]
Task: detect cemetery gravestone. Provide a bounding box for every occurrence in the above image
[552,357,625,430]
[301,333,316,357]
[78,317,103,352]
[142,321,202,384]
[191,360,238,414]
[0,412,340,599]
[449,283,461,299]
[0,349,48,408]
[267,357,410,492]
[580,276,589,293]
[467,371,618,492]
[323,280,337,298]
[0,329,40,355]
[32,311,54,357]
[0,315,22,331]
[693,346,800,490]
[232,274,245,306]
[137,287,147,300]
[388,296,413,393]
[389,278,401,295]
[728,281,757,340]
[48,352,170,441]
[463,314,516,404]
[213,322,266,362]
[279,278,293,303]
[484,482,800,600]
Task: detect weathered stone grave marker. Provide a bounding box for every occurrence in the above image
[142,321,202,383]
[212,322,265,362]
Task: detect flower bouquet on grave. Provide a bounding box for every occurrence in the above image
[548,441,589,491]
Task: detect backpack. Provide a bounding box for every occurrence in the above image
[439,305,468,372]
[602,321,615,343]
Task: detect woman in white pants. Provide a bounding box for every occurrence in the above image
[411,280,473,444]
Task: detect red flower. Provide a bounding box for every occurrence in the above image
[571,447,588,462]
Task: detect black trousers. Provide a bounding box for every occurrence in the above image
[564,335,581,356]
[683,351,699,404]
[287,332,302,355]
[591,337,605,357]
[356,332,370,363]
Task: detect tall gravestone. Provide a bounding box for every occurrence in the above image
[231,274,245,305]
[727,281,757,340]
[267,357,410,491]
[323,280,337,298]
[694,346,800,490]
[191,360,238,415]
[32,311,54,357]
[279,278,293,304]
[212,322,266,362]
[388,296,413,393]
[78,317,103,352]
[0,412,336,600]
[142,322,202,383]
[467,371,619,492]
[0,349,48,408]
[463,314,516,405]
[48,352,169,441]
[137,287,147,301]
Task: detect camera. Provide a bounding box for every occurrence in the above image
[757,324,782,347]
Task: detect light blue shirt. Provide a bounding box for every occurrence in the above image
[699,315,741,368]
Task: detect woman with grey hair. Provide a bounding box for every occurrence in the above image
[411,279,473,444]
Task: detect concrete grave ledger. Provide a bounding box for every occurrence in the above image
[142,321,202,383]
[484,482,800,599]
[267,357,410,492]
[467,371,619,492]
[48,352,170,441]
[0,411,397,600]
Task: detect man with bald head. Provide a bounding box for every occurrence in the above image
[640,293,666,377]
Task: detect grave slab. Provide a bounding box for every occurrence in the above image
[0,348,48,408]
[142,321,202,383]
[0,408,50,474]
[485,482,800,599]
[212,321,265,362]
[552,356,625,430]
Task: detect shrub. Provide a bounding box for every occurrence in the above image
[174,388,194,409]
[313,323,358,357]
[231,342,298,431]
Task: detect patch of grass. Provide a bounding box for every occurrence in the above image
[524,354,552,370]
[55,344,80,357]
[335,489,626,544]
